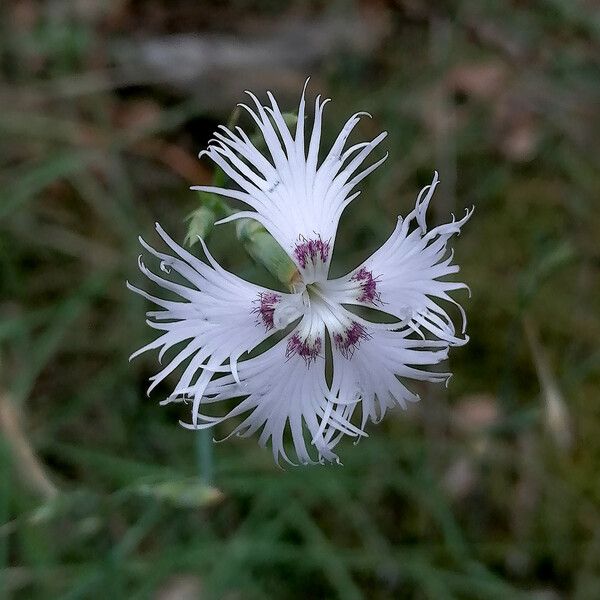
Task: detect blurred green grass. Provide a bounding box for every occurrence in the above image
[1,1,600,598]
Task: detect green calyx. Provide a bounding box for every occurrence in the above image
[184,107,300,286]
[235,218,298,286]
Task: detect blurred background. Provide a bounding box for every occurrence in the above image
[1,0,599,598]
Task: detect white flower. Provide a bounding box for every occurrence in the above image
[130,84,472,465]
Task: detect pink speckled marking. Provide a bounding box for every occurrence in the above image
[293,236,330,270]
[253,292,281,330]
[351,267,380,304]
[333,322,370,358]
[286,333,322,364]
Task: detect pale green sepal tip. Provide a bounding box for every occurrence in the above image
[184,206,217,247]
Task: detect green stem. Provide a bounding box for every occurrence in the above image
[196,429,213,486]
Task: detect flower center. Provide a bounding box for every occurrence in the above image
[254,272,370,364]
[290,284,369,362]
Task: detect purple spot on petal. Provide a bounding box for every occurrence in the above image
[293,236,331,270]
[351,267,381,304]
[286,333,322,364]
[252,292,280,330]
[333,322,370,358]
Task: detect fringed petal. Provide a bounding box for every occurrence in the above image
[129,224,301,424]
[184,334,366,466]
[194,82,387,281]
[328,319,450,429]
[323,172,472,346]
